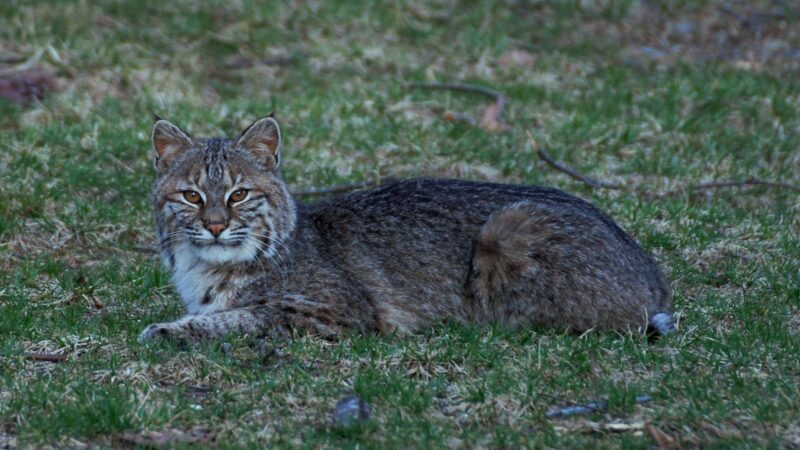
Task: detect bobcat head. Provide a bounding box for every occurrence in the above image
[150,116,296,268]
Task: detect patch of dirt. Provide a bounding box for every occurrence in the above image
[0,68,57,106]
[515,0,800,71]
[588,1,800,71]
[0,46,58,105]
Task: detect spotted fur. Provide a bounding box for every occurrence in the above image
[139,116,674,343]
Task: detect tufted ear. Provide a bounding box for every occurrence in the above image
[151,119,194,171]
[235,115,281,171]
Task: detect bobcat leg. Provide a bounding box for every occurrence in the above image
[138,294,350,343]
[138,309,263,343]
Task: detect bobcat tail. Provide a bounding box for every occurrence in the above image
[647,312,675,340]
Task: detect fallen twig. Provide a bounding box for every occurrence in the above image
[0,48,44,78]
[689,178,800,193]
[25,352,68,362]
[292,177,395,197]
[131,244,159,254]
[106,153,136,174]
[0,54,27,64]
[3,352,70,363]
[546,395,652,419]
[406,82,507,130]
[652,177,800,198]
[527,132,798,195]
[527,133,625,190]
[406,82,502,100]
[536,147,626,190]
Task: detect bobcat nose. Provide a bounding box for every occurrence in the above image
[205,222,227,237]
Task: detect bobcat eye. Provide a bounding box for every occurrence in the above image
[183,191,202,204]
[229,189,248,203]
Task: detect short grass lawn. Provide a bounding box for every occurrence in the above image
[1,0,799,448]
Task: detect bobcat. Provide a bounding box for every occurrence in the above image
[139,115,674,343]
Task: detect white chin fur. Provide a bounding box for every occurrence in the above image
[196,244,255,264]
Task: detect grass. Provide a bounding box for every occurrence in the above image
[1,0,799,447]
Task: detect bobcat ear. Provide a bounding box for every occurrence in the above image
[151,119,194,171]
[235,116,281,170]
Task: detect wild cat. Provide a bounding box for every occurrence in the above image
[139,115,674,343]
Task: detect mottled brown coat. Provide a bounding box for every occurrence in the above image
[139,116,673,343]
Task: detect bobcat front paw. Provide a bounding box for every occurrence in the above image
[138,323,185,344]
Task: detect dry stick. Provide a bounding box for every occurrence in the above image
[526,131,799,194]
[406,82,503,100]
[292,177,395,197]
[131,244,159,254]
[0,352,68,362]
[406,82,507,128]
[653,177,800,198]
[25,352,68,362]
[535,147,626,190]
[0,54,27,64]
[0,48,44,77]
[20,352,69,362]
[291,167,649,199]
[689,177,800,194]
[526,132,625,190]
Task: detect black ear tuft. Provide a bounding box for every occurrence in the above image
[267,111,275,118]
[153,113,163,123]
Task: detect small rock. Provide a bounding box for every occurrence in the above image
[673,21,695,36]
[332,395,371,427]
[220,342,233,358]
[640,46,667,60]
